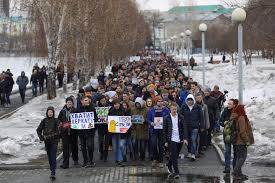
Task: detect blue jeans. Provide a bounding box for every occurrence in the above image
[32,83,38,97]
[112,134,125,162]
[45,141,57,176]
[132,138,147,160]
[225,143,232,170]
[188,128,199,155]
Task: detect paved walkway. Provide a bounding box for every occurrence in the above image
[0,147,224,183]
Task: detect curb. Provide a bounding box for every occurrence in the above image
[0,152,63,170]
[0,105,24,120]
[0,165,48,170]
[212,139,225,165]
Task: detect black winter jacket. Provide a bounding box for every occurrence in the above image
[180,104,203,129]
[163,114,188,143]
[204,96,219,122]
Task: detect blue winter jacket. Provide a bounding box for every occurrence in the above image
[148,106,170,135]
[179,88,189,107]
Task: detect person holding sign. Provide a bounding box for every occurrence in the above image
[108,99,126,166]
[131,97,148,161]
[148,96,170,168]
[180,94,203,161]
[58,97,79,169]
[76,96,98,168]
[163,103,188,179]
[96,95,111,162]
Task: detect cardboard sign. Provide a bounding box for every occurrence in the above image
[70,112,94,129]
[108,116,132,133]
[154,117,163,129]
[95,107,111,124]
[132,115,144,124]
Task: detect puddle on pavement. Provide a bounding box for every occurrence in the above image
[128,172,221,182]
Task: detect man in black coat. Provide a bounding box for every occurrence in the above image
[3,71,14,107]
[16,71,29,103]
[203,88,219,146]
[180,94,203,161]
[58,97,79,169]
[163,103,188,179]
[76,96,98,168]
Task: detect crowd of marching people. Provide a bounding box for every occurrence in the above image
[36,52,254,181]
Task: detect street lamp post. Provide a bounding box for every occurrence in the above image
[185,30,192,78]
[199,23,208,87]
[232,8,246,104]
[167,39,171,55]
[180,32,185,73]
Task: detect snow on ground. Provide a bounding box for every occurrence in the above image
[0,57,47,90]
[0,88,73,164]
[187,54,275,163]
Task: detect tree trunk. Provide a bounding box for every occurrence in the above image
[63,51,68,93]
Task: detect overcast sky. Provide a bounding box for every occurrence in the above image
[136,0,227,11]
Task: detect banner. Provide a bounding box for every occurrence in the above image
[132,115,144,124]
[154,117,163,129]
[95,107,111,124]
[108,116,132,133]
[70,112,94,129]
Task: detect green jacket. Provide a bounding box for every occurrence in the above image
[131,107,149,140]
[219,107,232,127]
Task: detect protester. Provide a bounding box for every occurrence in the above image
[195,93,210,156]
[58,97,79,169]
[203,87,219,146]
[108,99,126,166]
[148,96,170,167]
[76,96,98,168]
[220,98,238,174]
[231,105,254,181]
[163,103,188,179]
[16,71,29,103]
[96,95,110,162]
[36,106,60,181]
[181,94,203,161]
[131,97,148,162]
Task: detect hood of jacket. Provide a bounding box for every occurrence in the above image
[185,94,195,105]
[135,97,145,108]
[46,106,55,118]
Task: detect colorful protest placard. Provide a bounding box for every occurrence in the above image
[70,112,94,129]
[154,117,163,129]
[95,107,111,124]
[132,115,144,124]
[108,116,132,133]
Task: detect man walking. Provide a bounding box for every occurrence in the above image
[16,71,29,103]
[163,103,188,179]
[181,94,203,161]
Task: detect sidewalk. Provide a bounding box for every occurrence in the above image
[0,147,225,183]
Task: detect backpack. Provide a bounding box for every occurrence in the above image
[244,116,255,145]
[223,119,237,144]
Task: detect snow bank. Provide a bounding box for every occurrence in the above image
[0,89,70,164]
